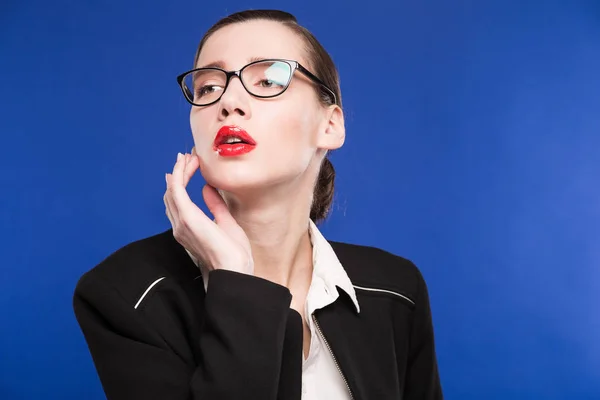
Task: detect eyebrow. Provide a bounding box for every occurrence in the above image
[198,56,270,69]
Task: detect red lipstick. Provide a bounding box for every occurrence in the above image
[213,125,257,157]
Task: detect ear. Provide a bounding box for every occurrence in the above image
[316,105,345,150]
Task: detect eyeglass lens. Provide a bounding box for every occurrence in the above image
[183,60,293,105]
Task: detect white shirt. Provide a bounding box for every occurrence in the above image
[186,220,361,399]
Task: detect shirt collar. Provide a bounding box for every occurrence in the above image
[308,219,361,314]
[185,220,361,314]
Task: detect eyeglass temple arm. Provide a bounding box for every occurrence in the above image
[296,64,337,105]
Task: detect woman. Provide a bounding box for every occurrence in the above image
[73,9,443,400]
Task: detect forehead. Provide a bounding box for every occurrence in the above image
[196,20,308,69]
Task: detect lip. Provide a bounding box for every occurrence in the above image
[214,125,257,146]
[213,125,257,157]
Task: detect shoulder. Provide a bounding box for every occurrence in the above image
[74,229,199,307]
[329,240,426,306]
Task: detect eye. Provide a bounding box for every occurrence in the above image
[257,79,284,89]
[196,85,223,97]
[258,79,276,88]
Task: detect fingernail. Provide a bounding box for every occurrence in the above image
[165,173,168,183]
[177,152,182,161]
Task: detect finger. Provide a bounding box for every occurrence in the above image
[182,153,191,185]
[170,153,194,208]
[202,184,237,228]
[172,152,185,185]
[165,173,180,222]
[170,154,219,241]
[183,154,200,187]
[164,194,176,227]
[172,153,197,208]
[170,166,214,234]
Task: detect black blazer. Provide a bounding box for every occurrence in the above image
[73,229,443,399]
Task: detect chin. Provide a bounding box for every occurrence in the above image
[198,149,306,195]
[201,162,273,193]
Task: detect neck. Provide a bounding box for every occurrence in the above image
[223,187,314,288]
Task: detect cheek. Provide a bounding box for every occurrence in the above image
[189,110,214,154]
[272,101,320,148]
[267,112,318,170]
[252,96,323,173]
[186,99,322,188]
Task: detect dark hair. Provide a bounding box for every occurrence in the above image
[193,9,342,223]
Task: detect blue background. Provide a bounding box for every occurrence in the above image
[2,0,599,398]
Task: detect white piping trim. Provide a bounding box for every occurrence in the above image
[353,285,415,305]
[134,277,166,309]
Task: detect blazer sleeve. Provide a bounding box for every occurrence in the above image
[403,267,444,399]
[73,269,293,400]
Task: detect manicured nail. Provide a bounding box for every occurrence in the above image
[177,152,182,161]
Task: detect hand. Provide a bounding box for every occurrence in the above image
[163,150,254,275]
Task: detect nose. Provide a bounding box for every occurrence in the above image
[217,75,251,120]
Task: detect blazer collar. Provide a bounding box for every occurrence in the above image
[309,219,360,314]
[185,219,361,314]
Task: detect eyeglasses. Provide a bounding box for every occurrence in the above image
[176,58,337,107]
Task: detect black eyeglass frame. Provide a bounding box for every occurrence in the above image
[176,58,337,107]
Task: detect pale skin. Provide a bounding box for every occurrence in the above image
[163,20,345,359]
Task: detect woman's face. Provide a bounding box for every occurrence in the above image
[190,20,344,195]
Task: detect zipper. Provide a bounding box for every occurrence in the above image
[312,314,355,400]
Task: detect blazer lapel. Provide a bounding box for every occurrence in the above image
[315,287,403,400]
[314,290,367,400]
